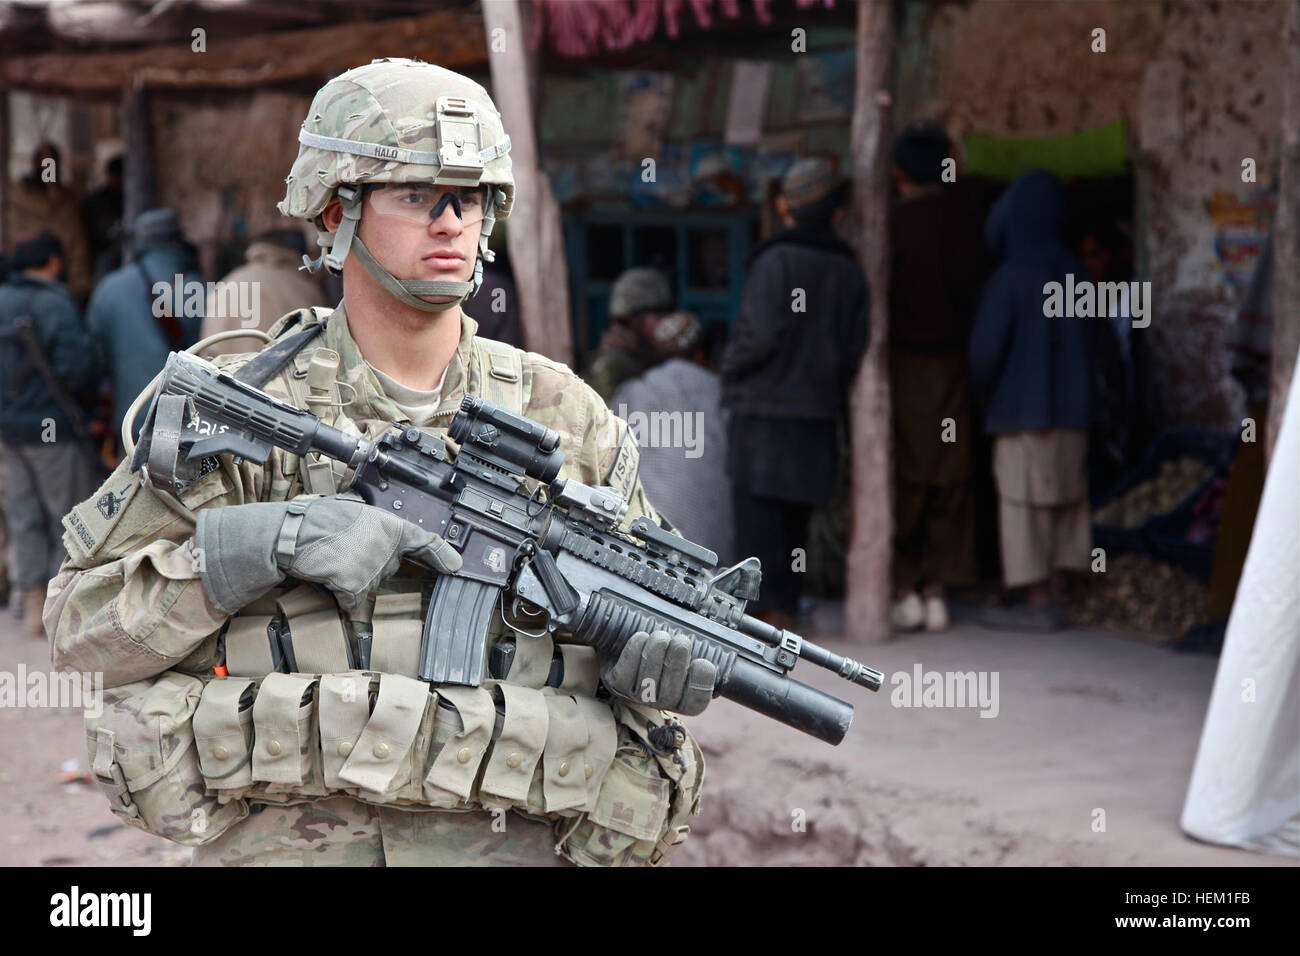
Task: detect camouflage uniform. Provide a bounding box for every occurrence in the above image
[583,268,675,403]
[48,302,704,865]
[45,58,705,867]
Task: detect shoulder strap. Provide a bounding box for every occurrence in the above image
[234,315,327,387]
[263,305,331,342]
[469,336,525,414]
[1,288,46,399]
[132,258,187,351]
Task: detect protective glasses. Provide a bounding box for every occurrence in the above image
[365,183,487,227]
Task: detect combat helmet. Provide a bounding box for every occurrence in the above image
[608,267,673,321]
[279,57,513,312]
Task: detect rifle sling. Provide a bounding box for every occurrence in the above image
[4,290,95,450]
[132,260,188,352]
[234,320,326,388]
[1,288,41,400]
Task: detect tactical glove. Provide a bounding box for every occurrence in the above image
[599,629,717,716]
[195,493,462,614]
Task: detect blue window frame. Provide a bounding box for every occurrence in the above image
[564,208,759,362]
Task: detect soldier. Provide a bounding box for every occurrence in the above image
[583,266,676,402]
[46,58,713,866]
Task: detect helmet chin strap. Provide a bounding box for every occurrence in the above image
[349,236,470,313]
[303,182,502,313]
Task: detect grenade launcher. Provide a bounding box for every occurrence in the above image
[133,351,883,744]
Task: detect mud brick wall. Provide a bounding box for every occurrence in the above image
[152,88,315,278]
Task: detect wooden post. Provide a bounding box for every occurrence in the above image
[483,0,573,365]
[121,79,155,255]
[0,89,9,252]
[1270,0,1300,462]
[845,0,896,644]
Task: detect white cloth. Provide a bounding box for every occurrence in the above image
[1180,352,1300,857]
[611,359,734,565]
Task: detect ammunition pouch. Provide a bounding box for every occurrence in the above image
[85,672,249,846]
[93,581,703,865]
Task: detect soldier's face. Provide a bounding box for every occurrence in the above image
[340,182,484,297]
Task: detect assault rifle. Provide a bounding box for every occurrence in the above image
[132,351,882,744]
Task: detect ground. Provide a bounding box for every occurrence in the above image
[0,602,1292,867]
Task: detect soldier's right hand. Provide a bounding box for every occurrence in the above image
[195,493,462,614]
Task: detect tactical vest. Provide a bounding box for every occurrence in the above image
[85,308,703,867]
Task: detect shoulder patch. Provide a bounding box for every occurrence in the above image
[63,474,140,562]
[603,426,640,501]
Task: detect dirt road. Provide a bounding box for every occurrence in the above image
[1,602,1291,867]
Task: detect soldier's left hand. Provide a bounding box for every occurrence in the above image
[599,629,717,716]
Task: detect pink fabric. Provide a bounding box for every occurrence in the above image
[527,0,834,57]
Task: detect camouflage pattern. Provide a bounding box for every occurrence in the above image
[278,58,514,223]
[45,305,657,684]
[558,709,703,866]
[608,267,673,321]
[85,672,249,845]
[192,797,569,867]
[583,348,643,404]
[45,305,701,866]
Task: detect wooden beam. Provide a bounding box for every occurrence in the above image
[0,91,8,252]
[2,9,487,96]
[484,0,573,365]
[845,0,896,644]
[1270,0,1300,462]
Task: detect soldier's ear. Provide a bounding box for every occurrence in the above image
[321,197,343,233]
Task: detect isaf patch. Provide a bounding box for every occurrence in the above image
[603,427,640,502]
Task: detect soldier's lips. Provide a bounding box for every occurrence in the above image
[424,252,465,269]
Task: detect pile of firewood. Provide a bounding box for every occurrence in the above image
[1062,553,1209,641]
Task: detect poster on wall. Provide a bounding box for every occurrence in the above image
[797,49,855,123]
[688,142,752,207]
[630,142,691,207]
[1209,188,1276,293]
[617,71,675,161]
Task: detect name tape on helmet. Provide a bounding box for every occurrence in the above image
[297,130,511,170]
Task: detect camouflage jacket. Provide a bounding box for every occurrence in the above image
[46,305,703,867]
[47,305,656,685]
